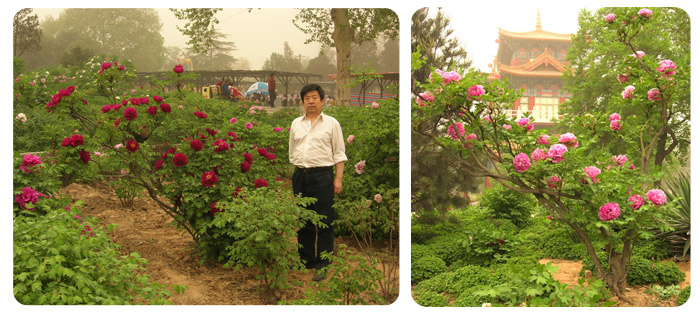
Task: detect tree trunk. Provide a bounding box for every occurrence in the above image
[653,131,668,186]
[605,251,629,298]
[331,8,353,106]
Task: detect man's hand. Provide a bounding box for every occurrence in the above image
[333,178,342,194]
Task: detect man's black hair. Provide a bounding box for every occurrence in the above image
[300,84,325,100]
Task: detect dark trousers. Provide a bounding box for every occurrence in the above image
[269,91,277,107]
[292,167,335,269]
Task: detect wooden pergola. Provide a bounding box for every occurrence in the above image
[134,70,324,94]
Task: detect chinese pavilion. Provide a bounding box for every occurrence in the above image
[487,9,573,127]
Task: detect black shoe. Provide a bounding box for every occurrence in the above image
[312,269,327,281]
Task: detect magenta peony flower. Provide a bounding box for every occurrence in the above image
[468,85,486,98]
[152,95,163,103]
[126,140,139,153]
[20,154,43,173]
[374,194,383,203]
[537,134,551,145]
[559,133,578,148]
[609,113,621,121]
[101,105,113,113]
[265,152,276,160]
[79,150,91,164]
[517,117,529,127]
[646,189,666,206]
[155,159,164,170]
[213,139,230,153]
[254,178,268,188]
[273,127,285,133]
[174,64,184,73]
[648,88,662,101]
[347,135,355,144]
[355,160,366,174]
[228,131,238,141]
[548,144,568,163]
[257,147,268,156]
[416,91,434,107]
[610,120,622,131]
[628,194,644,210]
[245,122,253,130]
[243,153,253,164]
[582,166,601,184]
[513,153,531,173]
[147,106,158,116]
[605,13,616,22]
[190,139,203,151]
[124,107,138,120]
[241,161,251,172]
[531,148,547,162]
[14,186,41,210]
[160,103,172,113]
[638,8,653,17]
[201,171,218,187]
[193,111,208,119]
[173,153,188,167]
[656,59,676,76]
[598,202,621,221]
[547,176,562,189]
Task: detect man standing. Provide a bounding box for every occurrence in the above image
[289,84,346,281]
[267,72,277,108]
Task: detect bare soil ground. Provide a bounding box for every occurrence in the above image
[60,181,397,305]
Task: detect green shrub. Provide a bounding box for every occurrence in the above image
[677,286,690,306]
[424,234,467,266]
[13,206,177,304]
[411,208,463,244]
[513,218,587,260]
[411,243,434,262]
[415,291,449,307]
[460,218,518,266]
[445,265,496,296]
[634,238,671,260]
[452,285,492,307]
[479,183,536,227]
[412,256,447,284]
[413,272,453,297]
[582,255,685,286]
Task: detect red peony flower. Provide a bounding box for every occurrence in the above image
[67,86,76,93]
[232,186,243,198]
[140,97,149,105]
[153,95,163,103]
[265,153,276,160]
[124,107,138,120]
[254,178,268,188]
[112,103,122,111]
[60,137,72,147]
[126,140,139,153]
[101,105,112,113]
[159,103,171,113]
[213,139,229,153]
[167,147,176,155]
[201,171,218,187]
[228,131,238,141]
[190,139,203,151]
[58,89,71,97]
[121,99,128,106]
[147,106,158,116]
[155,159,164,170]
[206,128,219,136]
[243,153,253,164]
[130,98,140,106]
[210,201,224,215]
[241,161,251,172]
[173,153,188,167]
[174,64,184,73]
[193,111,207,119]
[114,118,121,127]
[79,150,91,164]
[70,134,84,147]
[257,148,268,156]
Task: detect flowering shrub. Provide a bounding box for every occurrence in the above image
[411,11,679,294]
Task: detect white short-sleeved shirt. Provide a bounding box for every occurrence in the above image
[289,113,347,168]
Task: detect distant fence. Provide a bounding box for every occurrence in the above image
[350,93,397,106]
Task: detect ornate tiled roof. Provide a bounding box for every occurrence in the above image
[497,48,568,78]
[498,9,572,42]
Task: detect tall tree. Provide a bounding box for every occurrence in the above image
[262,52,286,71]
[13,8,42,57]
[234,57,251,70]
[562,7,690,174]
[351,39,380,70]
[411,7,471,88]
[25,9,166,71]
[293,8,398,106]
[378,36,399,72]
[170,8,223,55]
[305,49,336,76]
[186,30,237,70]
[282,42,304,72]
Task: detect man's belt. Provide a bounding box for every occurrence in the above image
[296,166,333,173]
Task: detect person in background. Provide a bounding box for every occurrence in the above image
[268,73,277,108]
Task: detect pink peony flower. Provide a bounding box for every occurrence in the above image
[468,85,486,98]
[463,133,477,148]
[245,122,253,130]
[14,186,41,210]
[628,194,644,210]
[656,59,676,76]
[355,160,366,174]
[371,102,379,109]
[612,154,628,166]
[537,134,551,145]
[273,127,284,133]
[513,153,531,173]
[447,122,465,140]
[610,120,622,131]
[617,74,629,84]
[638,8,653,17]
[503,124,512,130]
[20,154,42,173]
[114,143,124,149]
[440,70,462,84]
[646,189,666,206]
[548,144,568,163]
[347,135,355,144]
[517,117,530,127]
[582,166,602,184]
[229,117,238,124]
[483,115,493,123]
[630,51,645,58]
[547,176,562,189]
[609,113,621,121]
[559,133,578,148]
[605,13,616,22]
[416,91,434,107]
[531,148,547,162]
[598,202,621,221]
[648,88,662,101]
[374,194,383,203]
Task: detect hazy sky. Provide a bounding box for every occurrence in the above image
[31,8,324,70]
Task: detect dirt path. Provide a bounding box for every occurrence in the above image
[59,182,336,304]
